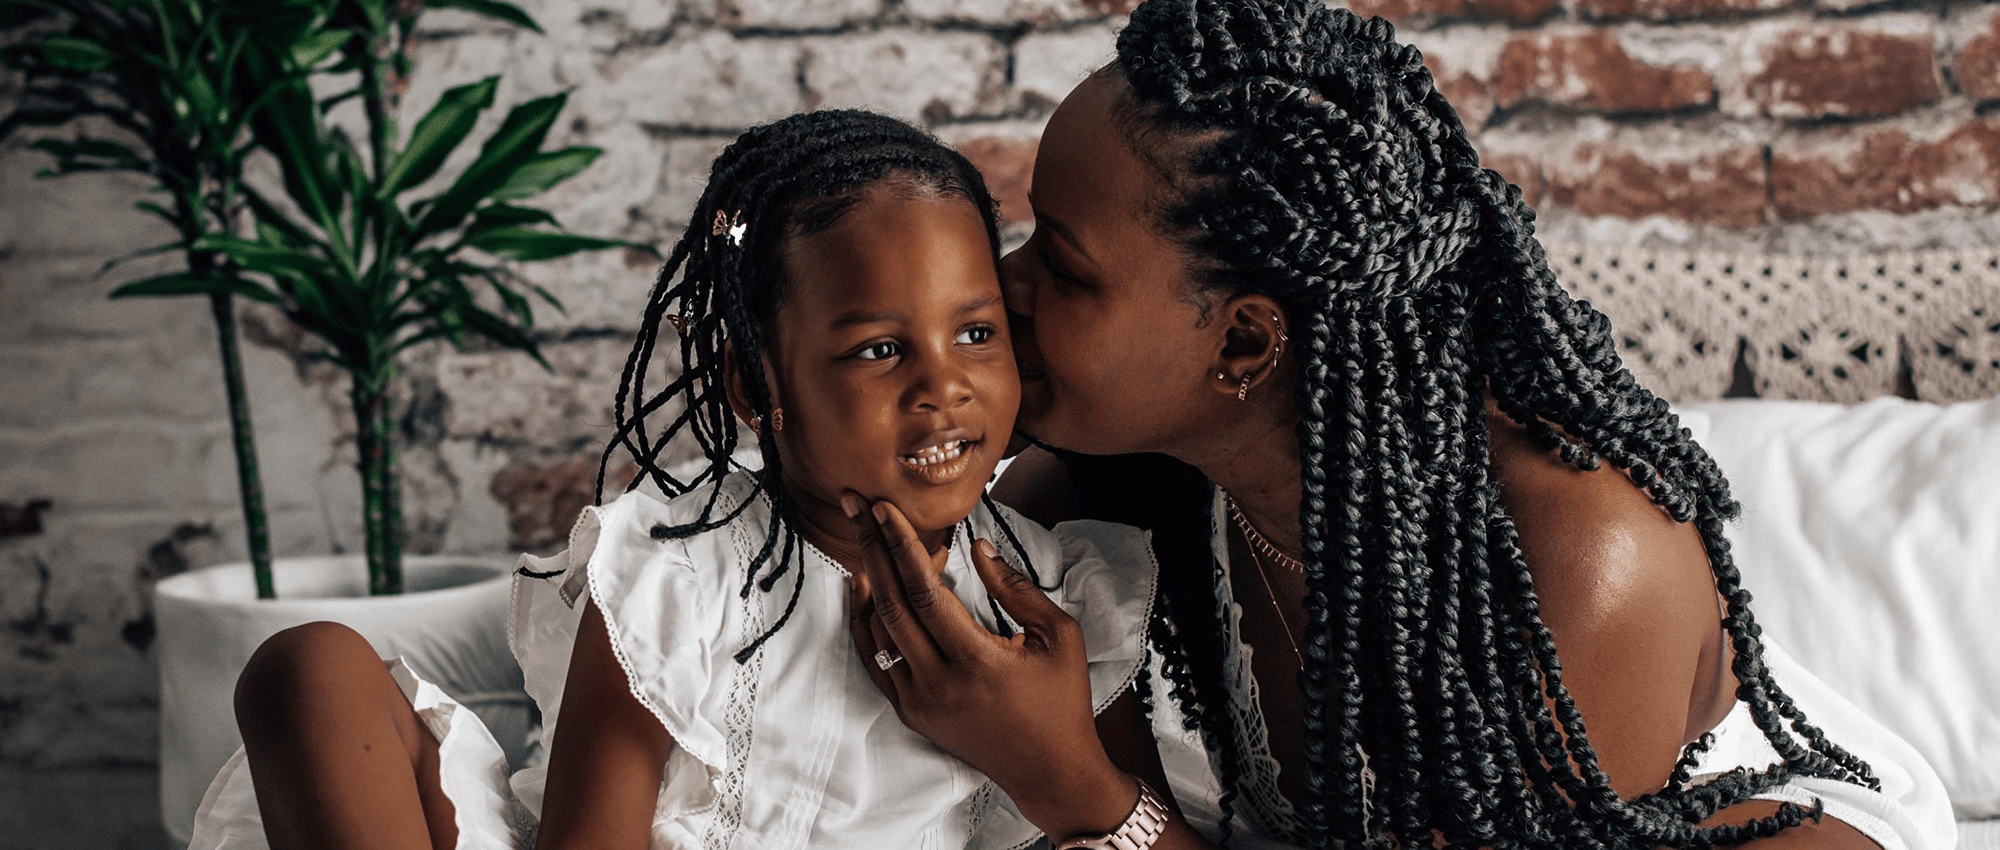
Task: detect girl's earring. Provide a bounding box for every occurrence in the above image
[1237,373,1253,401]
[750,415,763,434]
[769,407,784,433]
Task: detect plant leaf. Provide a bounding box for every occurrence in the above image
[37,35,113,72]
[471,203,559,229]
[491,146,599,201]
[426,0,541,33]
[380,76,496,197]
[290,30,348,68]
[193,233,334,280]
[412,92,566,238]
[466,226,622,261]
[97,237,184,276]
[110,272,281,303]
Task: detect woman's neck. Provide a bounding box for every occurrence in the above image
[1170,399,1305,559]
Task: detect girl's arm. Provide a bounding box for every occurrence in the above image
[843,496,1217,850]
[533,599,673,850]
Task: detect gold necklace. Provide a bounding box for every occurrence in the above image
[1226,495,1307,573]
[1227,495,1305,670]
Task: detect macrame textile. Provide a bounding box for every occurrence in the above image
[1549,243,2000,403]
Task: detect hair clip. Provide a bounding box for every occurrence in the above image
[711,209,746,247]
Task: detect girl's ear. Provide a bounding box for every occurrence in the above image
[722,339,759,429]
[1210,295,1291,402]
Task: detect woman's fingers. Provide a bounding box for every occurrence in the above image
[969,537,1077,643]
[866,499,993,659]
[846,577,901,705]
[841,493,946,670]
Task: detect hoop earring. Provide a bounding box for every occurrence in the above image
[750,415,763,434]
[769,407,784,433]
[1237,373,1253,401]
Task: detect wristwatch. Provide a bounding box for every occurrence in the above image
[1055,778,1170,850]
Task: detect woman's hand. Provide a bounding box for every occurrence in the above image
[841,494,1139,840]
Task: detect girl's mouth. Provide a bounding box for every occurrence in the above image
[899,439,970,468]
[897,438,980,485]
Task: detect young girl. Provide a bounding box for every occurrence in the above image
[186,109,1158,850]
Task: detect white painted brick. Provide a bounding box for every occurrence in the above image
[438,439,516,554]
[600,32,808,131]
[733,0,884,29]
[903,0,1100,26]
[0,144,177,262]
[1014,23,1118,108]
[802,30,1010,122]
[434,337,635,446]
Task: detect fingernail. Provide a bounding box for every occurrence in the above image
[871,502,889,523]
[840,494,861,519]
[977,539,998,558]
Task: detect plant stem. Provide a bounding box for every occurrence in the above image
[352,376,400,595]
[209,289,275,599]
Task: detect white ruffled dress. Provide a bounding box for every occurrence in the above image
[187,470,1158,850]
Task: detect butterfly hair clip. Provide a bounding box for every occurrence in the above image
[711,209,746,247]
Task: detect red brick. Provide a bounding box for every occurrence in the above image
[1956,12,2000,103]
[1771,120,2000,220]
[1495,32,1714,113]
[1576,0,1787,22]
[956,135,1038,227]
[1548,141,1766,226]
[1481,150,1547,208]
[1347,0,1557,26]
[1741,26,1940,119]
[491,455,637,551]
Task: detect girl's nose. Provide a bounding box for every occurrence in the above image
[912,354,976,412]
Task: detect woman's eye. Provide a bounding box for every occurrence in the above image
[955,326,996,345]
[855,341,900,361]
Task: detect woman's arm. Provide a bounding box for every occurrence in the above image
[533,599,674,850]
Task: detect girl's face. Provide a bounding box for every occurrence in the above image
[1001,71,1221,457]
[756,186,1018,542]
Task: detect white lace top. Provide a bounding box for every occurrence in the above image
[509,470,1158,850]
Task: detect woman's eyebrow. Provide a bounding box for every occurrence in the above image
[1026,193,1102,272]
[956,295,1001,315]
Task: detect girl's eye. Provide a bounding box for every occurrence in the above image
[855,341,900,361]
[956,326,996,345]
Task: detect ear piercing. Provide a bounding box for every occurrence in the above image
[751,407,783,434]
[1223,314,1289,402]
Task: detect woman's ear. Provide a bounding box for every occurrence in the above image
[1210,295,1290,402]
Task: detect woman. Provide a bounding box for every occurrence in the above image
[840,1,1955,848]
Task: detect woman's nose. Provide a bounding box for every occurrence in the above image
[999,246,1036,319]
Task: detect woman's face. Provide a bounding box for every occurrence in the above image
[1002,71,1222,457]
[757,186,1018,539]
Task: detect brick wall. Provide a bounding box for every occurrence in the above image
[0,0,1992,811]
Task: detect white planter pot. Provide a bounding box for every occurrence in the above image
[154,555,532,845]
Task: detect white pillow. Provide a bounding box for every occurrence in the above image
[1681,396,2000,819]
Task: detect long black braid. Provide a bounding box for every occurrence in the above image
[597,109,1026,663]
[1112,2,1876,846]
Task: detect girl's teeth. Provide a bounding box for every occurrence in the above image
[902,440,968,467]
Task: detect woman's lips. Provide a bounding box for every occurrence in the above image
[897,438,980,486]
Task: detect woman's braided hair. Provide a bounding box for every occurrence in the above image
[596,108,1028,662]
[1116,1,1877,846]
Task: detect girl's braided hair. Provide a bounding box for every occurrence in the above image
[1115,1,1876,846]
[596,109,1033,662]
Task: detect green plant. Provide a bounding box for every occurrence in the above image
[204,0,640,595]
[1,0,296,597]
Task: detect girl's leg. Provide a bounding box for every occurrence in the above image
[233,621,458,850]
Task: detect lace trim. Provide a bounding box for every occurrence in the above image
[1205,487,1312,844]
[701,503,770,849]
[1549,242,2000,403]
